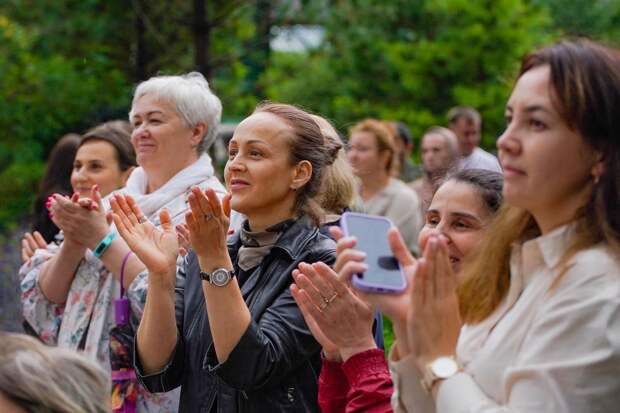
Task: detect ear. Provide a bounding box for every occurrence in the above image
[290,160,313,191]
[591,151,605,183]
[189,123,207,148]
[379,149,393,171]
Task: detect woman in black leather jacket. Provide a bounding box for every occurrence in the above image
[111,103,337,412]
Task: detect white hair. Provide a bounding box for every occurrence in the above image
[129,72,222,153]
[0,333,109,413]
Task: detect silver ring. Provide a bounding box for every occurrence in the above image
[325,292,338,304]
[137,216,148,224]
[203,214,213,222]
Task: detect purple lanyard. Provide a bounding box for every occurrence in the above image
[114,251,133,326]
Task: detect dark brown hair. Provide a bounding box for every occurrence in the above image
[253,103,334,225]
[446,169,503,214]
[81,120,136,172]
[31,133,82,242]
[459,39,620,323]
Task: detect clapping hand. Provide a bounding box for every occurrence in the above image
[291,262,376,361]
[110,193,178,287]
[407,236,461,370]
[21,231,48,263]
[184,187,231,267]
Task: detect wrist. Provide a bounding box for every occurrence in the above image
[148,268,176,290]
[322,350,342,362]
[339,339,377,362]
[197,253,232,274]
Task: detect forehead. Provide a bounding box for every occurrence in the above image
[76,140,117,159]
[508,65,552,109]
[422,133,447,148]
[231,112,292,145]
[429,180,488,219]
[349,131,377,145]
[131,94,175,117]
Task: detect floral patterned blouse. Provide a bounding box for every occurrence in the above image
[19,241,180,413]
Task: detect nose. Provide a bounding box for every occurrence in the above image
[226,154,246,172]
[497,123,521,158]
[427,226,452,245]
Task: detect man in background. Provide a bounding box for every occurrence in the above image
[447,106,502,172]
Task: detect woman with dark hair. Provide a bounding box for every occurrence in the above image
[29,133,81,244]
[111,102,337,412]
[335,39,620,412]
[291,169,503,413]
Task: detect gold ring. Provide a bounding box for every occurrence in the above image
[325,292,338,304]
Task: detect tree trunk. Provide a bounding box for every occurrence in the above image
[193,0,213,81]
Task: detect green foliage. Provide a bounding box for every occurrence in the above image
[264,0,552,147]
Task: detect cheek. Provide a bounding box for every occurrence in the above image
[452,231,484,258]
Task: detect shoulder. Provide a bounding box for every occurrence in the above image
[559,245,620,294]
[384,179,421,208]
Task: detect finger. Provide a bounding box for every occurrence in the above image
[21,239,34,258]
[335,236,357,256]
[112,213,131,238]
[194,187,213,218]
[412,258,426,306]
[187,191,204,222]
[339,260,369,285]
[91,184,104,211]
[185,211,198,233]
[299,262,335,299]
[24,233,37,250]
[160,208,172,232]
[32,232,47,248]
[179,247,187,257]
[222,193,232,219]
[116,194,139,226]
[334,247,366,274]
[292,269,326,307]
[21,247,29,262]
[313,261,349,297]
[424,238,436,302]
[127,195,147,225]
[387,228,416,267]
[290,284,323,331]
[435,239,451,297]
[71,193,79,203]
[205,188,223,219]
[329,225,345,241]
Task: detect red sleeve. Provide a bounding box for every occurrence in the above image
[341,348,393,413]
[318,354,350,413]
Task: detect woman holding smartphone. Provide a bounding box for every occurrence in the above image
[111,103,337,412]
[332,39,620,412]
[291,169,503,413]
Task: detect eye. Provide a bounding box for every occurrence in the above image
[228,148,238,159]
[249,149,263,158]
[504,114,513,125]
[149,118,162,125]
[426,216,439,226]
[132,120,142,128]
[530,118,547,131]
[453,220,472,230]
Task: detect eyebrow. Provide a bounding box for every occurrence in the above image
[426,209,481,222]
[229,139,271,147]
[505,104,552,115]
[132,110,164,119]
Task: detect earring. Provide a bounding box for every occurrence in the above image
[593,174,600,185]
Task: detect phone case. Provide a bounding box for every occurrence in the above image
[340,212,407,294]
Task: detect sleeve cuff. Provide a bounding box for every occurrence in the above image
[341,348,388,385]
[133,331,184,393]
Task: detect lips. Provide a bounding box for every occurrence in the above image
[229,178,250,191]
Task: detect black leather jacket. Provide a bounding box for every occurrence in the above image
[135,216,336,413]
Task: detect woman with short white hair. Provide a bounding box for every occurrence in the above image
[20,72,235,412]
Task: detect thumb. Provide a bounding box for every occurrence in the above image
[106,211,114,226]
[91,185,104,210]
[388,227,416,267]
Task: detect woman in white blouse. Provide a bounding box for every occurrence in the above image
[336,39,620,412]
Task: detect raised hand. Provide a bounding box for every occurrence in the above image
[49,186,110,249]
[291,261,376,362]
[21,231,48,262]
[185,187,231,268]
[330,225,417,355]
[175,223,191,257]
[407,236,461,369]
[110,193,178,285]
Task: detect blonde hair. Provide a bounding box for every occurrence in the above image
[0,333,109,413]
[311,115,358,213]
[349,119,395,173]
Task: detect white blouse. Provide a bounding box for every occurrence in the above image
[391,224,620,413]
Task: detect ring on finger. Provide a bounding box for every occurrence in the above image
[203,214,213,222]
[137,216,148,224]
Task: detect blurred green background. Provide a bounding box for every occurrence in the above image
[1,0,619,232]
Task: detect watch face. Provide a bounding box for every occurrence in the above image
[431,357,458,378]
[211,269,231,286]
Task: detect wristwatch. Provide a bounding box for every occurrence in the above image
[420,356,462,394]
[199,268,235,287]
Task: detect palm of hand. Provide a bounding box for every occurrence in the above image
[125,222,179,275]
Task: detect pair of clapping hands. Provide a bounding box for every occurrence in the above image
[290,226,462,372]
[21,186,109,263]
[109,187,231,289]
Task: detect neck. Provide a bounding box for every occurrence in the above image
[359,172,390,201]
[144,153,198,193]
[531,185,592,235]
[246,199,297,232]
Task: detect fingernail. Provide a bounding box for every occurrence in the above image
[94,184,99,192]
